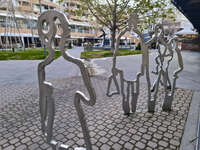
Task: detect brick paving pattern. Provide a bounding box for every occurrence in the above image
[0,76,193,150]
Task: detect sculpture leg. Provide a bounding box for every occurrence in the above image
[74,92,92,150]
[149,72,161,113]
[166,71,172,89]
[162,96,173,111]
[39,93,47,134]
[39,83,55,143]
[106,74,120,97]
[131,82,139,113]
[151,81,156,92]
[145,68,155,113]
[162,72,173,111]
[122,82,130,115]
[46,95,55,143]
[148,98,156,113]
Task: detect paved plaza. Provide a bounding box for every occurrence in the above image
[0,76,193,150]
[0,48,200,150]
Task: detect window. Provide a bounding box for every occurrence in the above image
[70,25,76,32]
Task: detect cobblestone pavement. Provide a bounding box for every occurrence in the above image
[0,76,193,150]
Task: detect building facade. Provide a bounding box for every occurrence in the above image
[0,0,62,49]
[0,0,138,50]
[0,0,101,49]
[61,0,101,46]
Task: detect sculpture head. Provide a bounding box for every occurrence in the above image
[38,10,71,53]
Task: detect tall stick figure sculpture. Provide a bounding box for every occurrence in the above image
[151,26,183,111]
[107,13,158,114]
[162,37,183,111]
[38,10,96,150]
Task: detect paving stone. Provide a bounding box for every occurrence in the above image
[143,134,151,140]
[164,133,173,138]
[158,126,167,132]
[149,127,157,132]
[136,142,145,149]
[132,135,141,141]
[147,141,157,149]
[101,144,110,150]
[121,135,130,142]
[174,131,182,138]
[9,138,19,144]
[98,131,107,136]
[170,139,180,146]
[153,133,162,139]
[139,128,147,133]
[29,143,39,150]
[112,143,122,150]
[99,137,108,143]
[110,136,119,143]
[4,145,15,150]
[124,142,134,149]
[21,137,31,143]
[108,130,117,135]
[159,141,169,148]
[0,139,8,145]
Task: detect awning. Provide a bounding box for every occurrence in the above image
[0,33,39,37]
[69,20,91,27]
[70,36,100,39]
[0,11,38,20]
[0,33,61,38]
[176,28,198,35]
[171,0,200,32]
[121,37,131,40]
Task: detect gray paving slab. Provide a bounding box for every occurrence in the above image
[94,50,200,91]
[0,47,83,85]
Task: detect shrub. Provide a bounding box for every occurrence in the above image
[136,43,141,50]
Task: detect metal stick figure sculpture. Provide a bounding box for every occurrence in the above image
[107,13,158,114]
[151,26,183,111]
[38,10,96,150]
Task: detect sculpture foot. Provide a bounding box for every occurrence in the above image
[167,85,171,90]
[124,112,130,116]
[74,147,86,150]
[148,110,155,114]
[50,140,69,150]
[162,105,172,112]
[151,87,155,92]
[148,100,156,113]
[50,140,86,150]
[162,98,172,112]
[106,91,120,97]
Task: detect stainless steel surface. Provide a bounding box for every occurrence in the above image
[37,10,95,150]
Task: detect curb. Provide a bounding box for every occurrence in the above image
[180,91,200,150]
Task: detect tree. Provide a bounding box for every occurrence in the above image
[61,0,175,53]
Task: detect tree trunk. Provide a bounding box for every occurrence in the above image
[110,28,116,54]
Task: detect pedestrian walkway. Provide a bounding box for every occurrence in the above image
[0,76,193,150]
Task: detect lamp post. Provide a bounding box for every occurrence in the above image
[39,0,46,57]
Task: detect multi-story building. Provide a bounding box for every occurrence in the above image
[0,0,138,49]
[0,0,101,49]
[61,0,101,46]
[0,0,62,49]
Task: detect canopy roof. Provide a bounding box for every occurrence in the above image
[176,28,198,35]
[172,0,200,33]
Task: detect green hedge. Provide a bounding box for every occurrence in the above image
[81,50,142,59]
[0,49,61,60]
